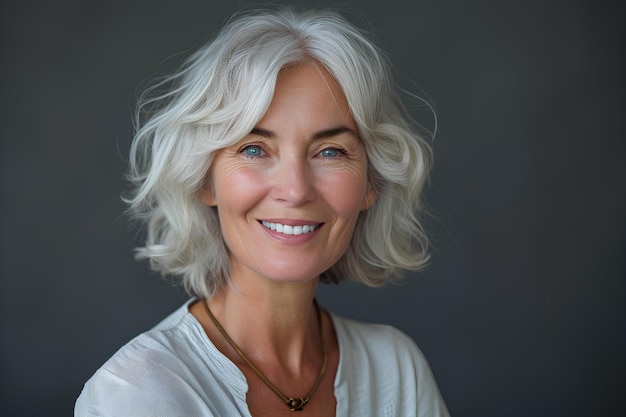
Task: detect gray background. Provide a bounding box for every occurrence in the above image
[1,0,624,415]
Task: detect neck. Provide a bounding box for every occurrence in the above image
[207,267,321,373]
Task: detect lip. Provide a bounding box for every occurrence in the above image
[257,219,323,244]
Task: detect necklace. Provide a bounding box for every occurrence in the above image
[203,299,327,412]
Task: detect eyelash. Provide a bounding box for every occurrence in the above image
[238,144,265,159]
[237,144,348,159]
[318,147,348,159]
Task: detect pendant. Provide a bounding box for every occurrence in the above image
[287,397,308,411]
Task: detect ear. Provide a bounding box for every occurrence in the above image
[360,185,377,211]
[199,184,217,207]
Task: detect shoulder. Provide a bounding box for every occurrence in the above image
[75,300,244,416]
[331,313,428,366]
[331,314,451,417]
[94,301,199,382]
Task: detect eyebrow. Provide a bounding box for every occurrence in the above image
[250,125,359,140]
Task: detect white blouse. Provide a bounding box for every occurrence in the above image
[76,300,450,417]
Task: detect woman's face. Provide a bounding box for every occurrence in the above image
[201,62,376,284]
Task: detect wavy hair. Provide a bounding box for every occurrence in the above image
[126,8,432,298]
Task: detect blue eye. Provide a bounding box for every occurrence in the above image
[242,145,263,157]
[320,148,343,158]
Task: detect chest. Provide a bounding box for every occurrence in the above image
[242,347,339,417]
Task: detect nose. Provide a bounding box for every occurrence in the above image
[269,153,316,206]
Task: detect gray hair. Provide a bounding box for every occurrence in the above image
[126,8,432,298]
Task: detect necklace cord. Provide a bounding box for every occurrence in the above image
[203,299,327,411]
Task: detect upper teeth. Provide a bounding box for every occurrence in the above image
[261,221,319,235]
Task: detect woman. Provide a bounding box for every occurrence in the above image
[76,8,450,417]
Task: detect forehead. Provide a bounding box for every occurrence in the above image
[257,61,355,131]
[276,61,343,95]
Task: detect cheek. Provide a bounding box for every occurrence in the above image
[213,168,266,251]
[214,167,266,209]
[317,170,369,216]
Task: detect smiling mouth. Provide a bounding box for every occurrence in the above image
[260,221,322,235]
